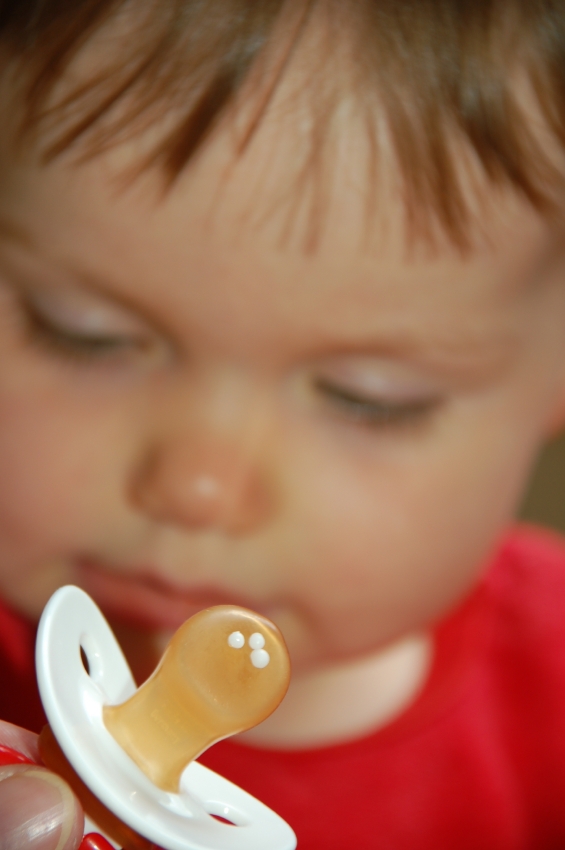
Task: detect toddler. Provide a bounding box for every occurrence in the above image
[2,0,565,847]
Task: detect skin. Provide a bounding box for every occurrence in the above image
[0,50,565,761]
[0,720,84,850]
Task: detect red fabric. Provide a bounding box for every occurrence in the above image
[200,526,565,849]
[0,598,45,733]
[2,526,565,848]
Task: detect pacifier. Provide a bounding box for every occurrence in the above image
[35,585,296,850]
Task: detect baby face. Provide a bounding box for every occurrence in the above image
[0,86,565,683]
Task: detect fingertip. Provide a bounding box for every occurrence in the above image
[0,764,84,850]
[0,718,41,762]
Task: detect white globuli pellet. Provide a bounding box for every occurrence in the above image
[228,631,245,649]
[248,632,265,650]
[250,649,270,669]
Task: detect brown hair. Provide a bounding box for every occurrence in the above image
[1,0,565,244]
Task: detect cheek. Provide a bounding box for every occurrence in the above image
[283,411,538,658]
[0,383,143,617]
[0,385,128,560]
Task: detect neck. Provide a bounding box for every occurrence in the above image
[237,632,433,750]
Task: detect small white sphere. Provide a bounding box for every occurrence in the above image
[228,631,245,649]
[248,632,265,650]
[250,649,270,669]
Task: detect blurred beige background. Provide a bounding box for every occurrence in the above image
[520,432,565,532]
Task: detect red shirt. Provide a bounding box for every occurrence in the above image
[2,525,565,848]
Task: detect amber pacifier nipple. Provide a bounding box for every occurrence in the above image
[103,606,290,793]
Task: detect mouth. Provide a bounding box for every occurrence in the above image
[73,557,253,632]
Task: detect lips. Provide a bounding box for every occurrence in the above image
[74,558,250,632]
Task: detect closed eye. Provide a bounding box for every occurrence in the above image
[23,297,150,359]
[314,377,443,426]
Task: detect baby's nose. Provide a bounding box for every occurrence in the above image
[130,437,273,534]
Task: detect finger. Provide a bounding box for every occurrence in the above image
[0,719,40,763]
[0,763,84,850]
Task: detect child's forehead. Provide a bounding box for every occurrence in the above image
[0,119,557,330]
[0,100,550,273]
[0,69,548,269]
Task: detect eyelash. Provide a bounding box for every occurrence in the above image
[314,377,442,427]
[22,299,142,360]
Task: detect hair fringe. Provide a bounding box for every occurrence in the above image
[1,0,565,247]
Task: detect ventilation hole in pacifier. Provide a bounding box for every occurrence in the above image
[80,644,91,675]
[205,802,249,827]
[209,814,237,826]
[79,634,103,682]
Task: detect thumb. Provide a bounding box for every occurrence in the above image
[0,763,84,850]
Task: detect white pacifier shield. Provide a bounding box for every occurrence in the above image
[36,586,296,850]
